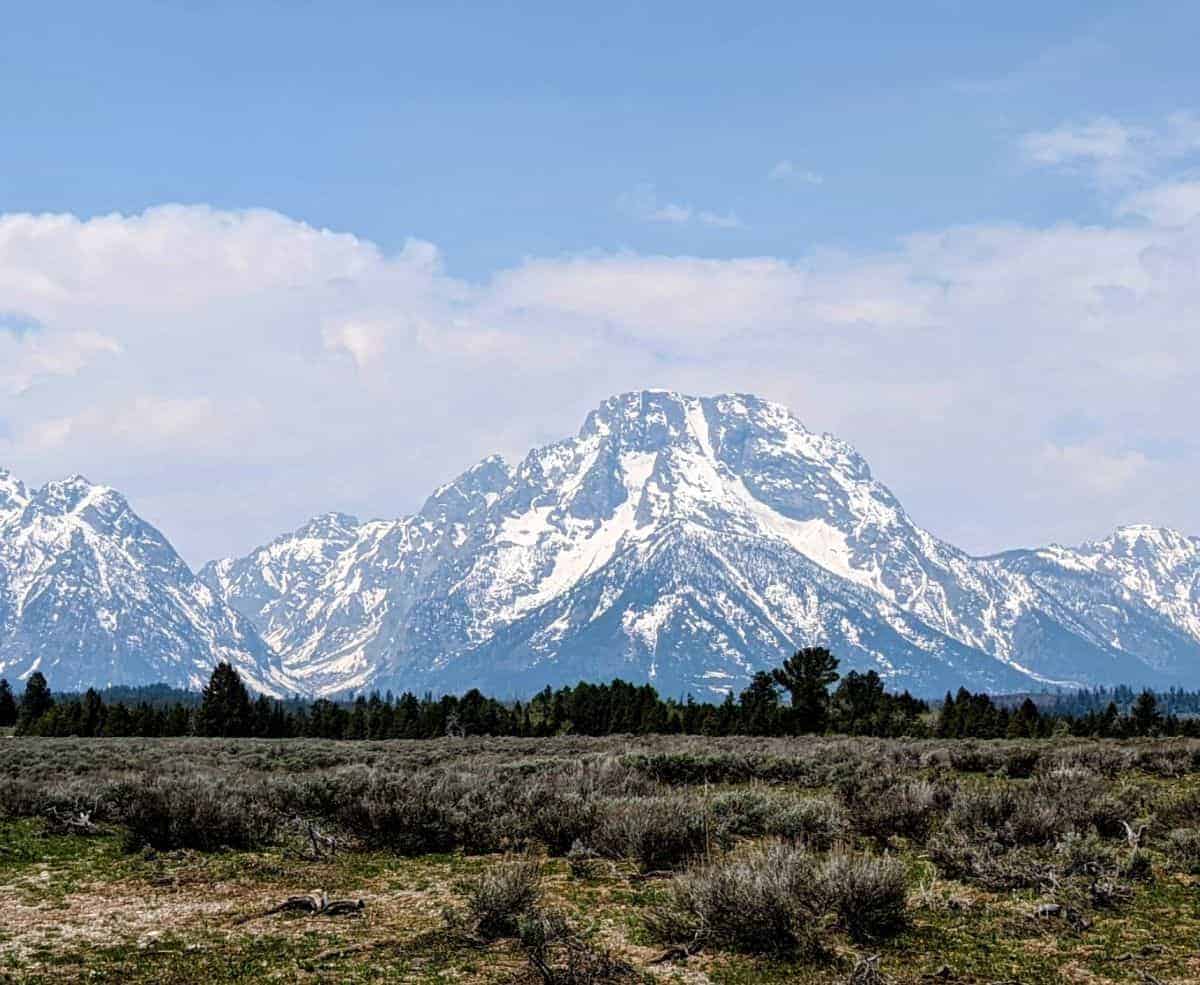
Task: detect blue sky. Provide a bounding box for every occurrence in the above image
[5,1,1195,270]
[2,2,1199,563]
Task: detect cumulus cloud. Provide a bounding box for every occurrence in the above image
[2,127,1199,564]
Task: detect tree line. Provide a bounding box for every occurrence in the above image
[0,647,1193,740]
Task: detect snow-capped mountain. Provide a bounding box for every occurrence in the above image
[202,391,1200,697]
[0,470,293,695]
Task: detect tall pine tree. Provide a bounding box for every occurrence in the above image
[16,672,53,733]
[0,679,16,728]
[196,662,253,737]
[772,647,839,733]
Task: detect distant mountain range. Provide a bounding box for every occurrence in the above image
[0,470,290,696]
[3,391,1198,697]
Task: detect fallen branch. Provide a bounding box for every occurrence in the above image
[234,891,364,925]
[45,806,101,836]
[648,929,706,964]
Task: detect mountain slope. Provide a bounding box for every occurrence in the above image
[202,391,1200,696]
[0,470,293,695]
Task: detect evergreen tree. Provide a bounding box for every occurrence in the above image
[830,670,885,735]
[772,647,839,733]
[738,672,781,735]
[935,691,956,738]
[0,679,16,728]
[1131,690,1162,735]
[16,672,54,733]
[196,662,253,737]
[81,688,105,737]
[1006,697,1040,738]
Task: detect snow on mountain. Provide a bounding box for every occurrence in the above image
[0,469,294,695]
[5,392,1193,699]
[990,525,1200,684]
[202,391,1200,697]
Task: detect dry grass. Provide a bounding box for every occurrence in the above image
[3,734,1200,983]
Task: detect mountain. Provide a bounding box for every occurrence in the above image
[202,391,1200,697]
[0,470,293,695]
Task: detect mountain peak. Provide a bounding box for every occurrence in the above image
[421,454,515,522]
[0,468,29,510]
[294,511,361,540]
[13,390,1198,700]
[1098,524,1198,558]
[0,471,292,696]
[32,474,127,518]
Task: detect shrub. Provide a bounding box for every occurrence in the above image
[710,789,776,839]
[566,840,604,879]
[335,774,456,855]
[1002,747,1041,779]
[838,772,945,846]
[518,909,636,984]
[948,745,1004,774]
[1157,787,1200,827]
[456,858,543,941]
[1056,832,1117,877]
[816,852,908,942]
[1165,828,1200,874]
[1120,848,1154,882]
[445,776,519,854]
[111,777,276,852]
[592,796,710,872]
[767,797,846,851]
[646,845,821,956]
[519,788,602,856]
[944,783,1066,848]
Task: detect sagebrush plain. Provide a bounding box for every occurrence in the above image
[2,735,1199,983]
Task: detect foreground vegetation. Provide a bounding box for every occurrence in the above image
[3,733,1200,983]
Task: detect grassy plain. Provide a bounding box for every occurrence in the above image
[1,735,1198,983]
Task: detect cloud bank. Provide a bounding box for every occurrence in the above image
[2,118,1198,564]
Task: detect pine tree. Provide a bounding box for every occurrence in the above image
[1131,690,1162,735]
[16,672,54,733]
[0,679,16,728]
[196,662,253,737]
[1006,697,1040,738]
[81,688,104,737]
[739,672,782,735]
[772,647,839,733]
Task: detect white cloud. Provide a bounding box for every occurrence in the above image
[1,159,1199,565]
[1,329,121,394]
[1118,181,1200,226]
[768,160,823,184]
[1038,443,1149,496]
[321,318,394,368]
[620,185,742,229]
[648,202,692,224]
[25,396,253,454]
[1021,117,1140,172]
[1021,112,1200,187]
[696,210,742,229]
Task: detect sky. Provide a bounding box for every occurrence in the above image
[2,1,1199,565]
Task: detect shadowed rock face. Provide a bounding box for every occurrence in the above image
[0,469,294,696]
[200,391,1200,698]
